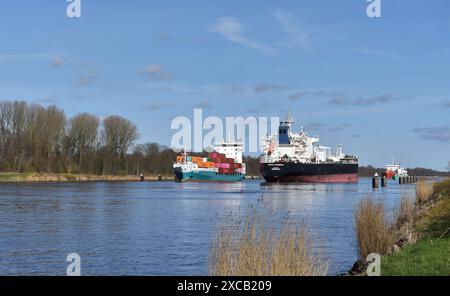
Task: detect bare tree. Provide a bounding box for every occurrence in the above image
[42,106,66,172]
[24,103,47,171]
[102,115,138,174]
[0,101,13,166]
[0,101,28,171]
[68,113,99,173]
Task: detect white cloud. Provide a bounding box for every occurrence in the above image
[51,56,64,67]
[209,17,276,55]
[273,10,312,52]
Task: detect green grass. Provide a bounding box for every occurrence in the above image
[382,237,450,276]
[382,183,450,276]
[0,172,33,181]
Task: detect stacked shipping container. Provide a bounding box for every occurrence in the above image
[176,152,243,175]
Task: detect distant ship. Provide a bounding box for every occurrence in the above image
[385,160,408,180]
[260,113,359,183]
[173,140,246,182]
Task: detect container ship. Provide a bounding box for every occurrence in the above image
[173,141,246,182]
[385,161,408,180]
[260,113,359,183]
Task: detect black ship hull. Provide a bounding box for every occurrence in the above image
[260,162,359,183]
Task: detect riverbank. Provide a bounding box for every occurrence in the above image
[0,172,173,182]
[381,180,450,275]
[348,178,450,276]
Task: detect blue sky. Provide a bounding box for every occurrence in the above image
[0,0,449,170]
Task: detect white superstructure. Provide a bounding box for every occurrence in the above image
[214,139,244,164]
[261,113,358,164]
[386,161,408,177]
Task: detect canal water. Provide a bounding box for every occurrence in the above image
[0,178,416,275]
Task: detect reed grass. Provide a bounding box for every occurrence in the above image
[416,181,434,203]
[394,196,417,230]
[209,209,329,276]
[354,198,395,259]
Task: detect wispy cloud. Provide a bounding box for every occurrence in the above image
[304,121,328,132]
[192,101,213,109]
[328,123,350,132]
[354,49,408,63]
[229,84,288,94]
[76,71,96,86]
[273,10,311,52]
[209,17,276,55]
[328,94,406,107]
[140,65,172,81]
[289,90,343,101]
[254,84,288,93]
[413,126,450,142]
[289,89,406,107]
[75,62,97,87]
[51,56,64,68]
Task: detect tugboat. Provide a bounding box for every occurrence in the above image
[173,140,246,182]
[260,113,359,183]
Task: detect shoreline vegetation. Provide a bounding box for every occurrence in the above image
[0,172,174,182]
[1,101,449,181]
[209,208,329,276]
[208,179,450,276]
[351,179,450,276]
[0,172,264,182]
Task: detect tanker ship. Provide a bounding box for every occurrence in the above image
[173,140,246,182]
[260,113,358,183]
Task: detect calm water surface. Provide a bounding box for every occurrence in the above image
[0,178,416,275]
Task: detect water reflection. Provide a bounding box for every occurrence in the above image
[0,179,416,275]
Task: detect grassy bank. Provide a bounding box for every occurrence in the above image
[381,179,450,275]
[352,179,450,276]
[0,172,173,182]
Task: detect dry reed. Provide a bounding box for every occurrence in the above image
[416,181,434,203]
[209,209,329,276]
[394,196,416,230]
[354,198,395,259]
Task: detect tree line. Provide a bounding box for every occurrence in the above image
[1,100,447,177]
[0,100,263,176]
[0,100,138,175]
[358,165,450,177]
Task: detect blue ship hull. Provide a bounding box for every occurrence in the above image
[174,169,245,182]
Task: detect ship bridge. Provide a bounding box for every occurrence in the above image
[278,112,295,145]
